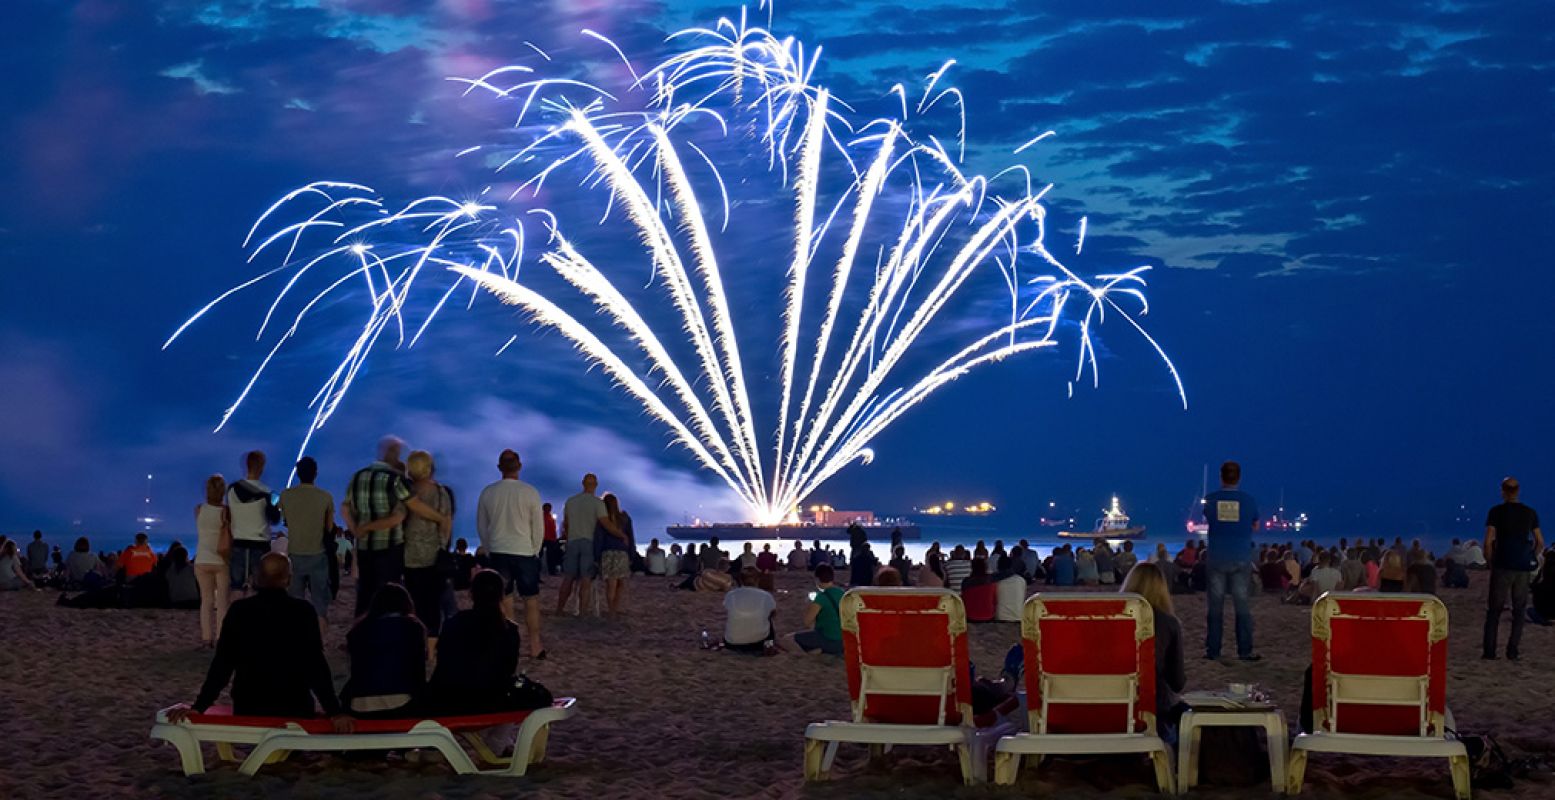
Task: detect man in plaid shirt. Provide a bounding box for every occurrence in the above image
[342,436,450,617]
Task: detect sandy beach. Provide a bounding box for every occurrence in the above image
[2,569,1553,800]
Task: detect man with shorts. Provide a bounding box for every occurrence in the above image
[279,456,335,634]
[477,449,547,659]
[226,450,279,596]
[556,473,619,616]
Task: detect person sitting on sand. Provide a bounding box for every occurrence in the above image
[1094,542,1116,585]
[1363,551,1381,590]
[1464,538,1487,568]
[807,539,830,570]
[945,545,973,591]
[64,536,102,590]
[875,567,903,586]
[1443,539,1471,588]
[889,546,913,584]
[847,524,879,588]
[788,564,846,656]
[645,539,667,575]
[1338,548,1366,589]
[341,583,426,718]
[1378,550,1406,592]
[1050,545,1076,587]
[701,537,727,572]
[961,557,992,590]
[0,540,36,591]
[994,556,1026,622]
[721,567,777,654]
[1075,548,1099,586]
[756,543,779,572]
[918,552,946,588]
[1113,541,1138,579]
[1298,551,1343,603]
[1121,562,1187,743]
[161,543,201,609]
[166,553,351,731]
[738,542,759,571]
[119,533,158,582]
[788,540,807,570]
[420,570,523,715]
[1405,549,1438,595]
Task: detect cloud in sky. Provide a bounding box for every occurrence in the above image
[160,59,240,94]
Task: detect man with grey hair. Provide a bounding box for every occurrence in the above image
[342,435,449,617]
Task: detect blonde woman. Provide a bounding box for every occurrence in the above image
[403,450,454,642]
[193,475,232,648]
[1120,562,1187,742]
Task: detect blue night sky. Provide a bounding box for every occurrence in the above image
[1,0,1552,543]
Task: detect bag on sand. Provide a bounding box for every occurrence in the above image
[1459,733,1513,790]
[505,674,554,711]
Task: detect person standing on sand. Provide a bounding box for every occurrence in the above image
[541,502,561,575]
[556,473,619,616]
[193,475,232,648]
[279,457,336,635]
[343,437,448,618]
[1483,477,1544,660]
[596,492,635,617]
[1203,460,1260,661]
[166,553,353,732]
[226,450,278,597]
[477,449,547,660]
[402,451,455,643]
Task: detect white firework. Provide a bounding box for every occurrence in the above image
[166,8,1185,524]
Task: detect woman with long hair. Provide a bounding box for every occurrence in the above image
[421,569,522,715]
[402,450,454,644]
[193,474,231,648]
[597,492,635,616]
[1120,562,1187,742]
[341,583,427,718]
[917,552,946,588]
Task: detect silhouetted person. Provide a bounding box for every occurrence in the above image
[1483,477,1543,660]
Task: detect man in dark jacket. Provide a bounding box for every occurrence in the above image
[166,553,351,731]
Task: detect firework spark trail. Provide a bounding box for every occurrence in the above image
[166,8,1185,524]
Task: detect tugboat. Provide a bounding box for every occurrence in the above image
[1058,495,1146,541]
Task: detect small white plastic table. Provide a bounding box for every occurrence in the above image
[1176,706,1288,795]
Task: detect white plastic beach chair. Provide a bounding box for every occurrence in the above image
[802,588,1012,784]
[149,698,577,777]
[993,593,1174,793]
[1288,592,1468,798]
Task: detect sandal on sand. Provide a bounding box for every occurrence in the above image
[530,649,548,661]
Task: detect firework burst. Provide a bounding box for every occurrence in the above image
[167,7,1185,524]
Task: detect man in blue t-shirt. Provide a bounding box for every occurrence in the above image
[1483,477,1544,660]
[1203,460,1260,661]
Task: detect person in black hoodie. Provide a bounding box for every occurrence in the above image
[341,583,427,718]
[419,569,522,714]
[166,553,351,732]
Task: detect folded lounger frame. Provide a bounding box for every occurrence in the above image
[994,592,1174,793]
[149,698,578,777]
[1288,592,1468,799]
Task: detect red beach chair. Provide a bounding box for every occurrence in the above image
[149,699,577,777]
[1288,592,1469,798]
[993,593,1174,792]
[803,588,1011,784]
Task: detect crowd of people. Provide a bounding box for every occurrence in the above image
[5,451,1542,741]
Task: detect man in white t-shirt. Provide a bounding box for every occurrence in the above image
[994,555,1027,622]
[1300,552,1344,603]
[722,568,777,653]
[226,450,278,596]
[476,449,547,660]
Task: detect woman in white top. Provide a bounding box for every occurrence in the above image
[194,474,232,648]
